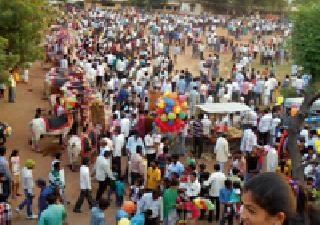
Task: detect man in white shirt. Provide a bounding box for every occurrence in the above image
[120,114,130,138]
[138,190,161,224]
[201,114,212,136]
[130,146,145,185]
[258,110,272,145]
[96,62,105,89]
[214,134,229,172]
[112,129,124,176]
[74,158,94,212]
[204,164,226,222]
[185,172,201,199]
[17,160,37,219]
[94,151,115,201]
[295,76,305,94]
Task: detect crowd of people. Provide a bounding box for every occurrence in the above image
[0,5,320,225]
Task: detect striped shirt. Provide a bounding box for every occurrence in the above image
[0,202,11,225]
[193,120,203,138]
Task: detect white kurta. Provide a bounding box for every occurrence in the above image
[214,137,229,163]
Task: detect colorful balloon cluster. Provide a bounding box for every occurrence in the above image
[154,92,187,133]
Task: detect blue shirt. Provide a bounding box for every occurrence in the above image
[219,188,233,204]
[90,207,105,225]
[38,187,52,216]
[166,162,184,178]
[38,204,66,225]
[117,88,128,102]
[178,79,186,95]
[0,157,10,180]
[115,180,125,197]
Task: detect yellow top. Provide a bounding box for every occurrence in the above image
[146,167,161,190]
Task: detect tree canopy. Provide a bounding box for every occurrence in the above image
[291,1,320,82]
[0,0,52,69]
[202,0,288,14]
[0,37,19,83]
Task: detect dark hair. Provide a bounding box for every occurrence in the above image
[82,158,89,166]
[225,180,232,188]
[53,161,60,170]
[103,151,111,158]
[55,152,61,160]
[98,198,110,210]
[170,178,179,187]
[244,172,296,222]
[36,178,46,187]
[214,164,220,171]
[10,149,18,157]
[136,145,142,154]
[199,164,206,170]
[46,193,57,205]
[232,168,239,175]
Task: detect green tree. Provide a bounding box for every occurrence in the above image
[0,37,19,84]
[130,0,166,9]
[291,2,320,80]
[287,1,320,182]
[0,0,51,69]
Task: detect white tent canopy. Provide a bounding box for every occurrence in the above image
[197,103,252,114]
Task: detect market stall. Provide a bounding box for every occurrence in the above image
[197,103,251,153]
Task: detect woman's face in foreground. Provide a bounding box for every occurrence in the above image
[241,191,285,225]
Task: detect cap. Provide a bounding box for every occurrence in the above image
[25,159,35,169]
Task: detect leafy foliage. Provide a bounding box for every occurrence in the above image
[291,2,320,82]
[0,37,19,84]
[202,0,288,13]
[130,0,167,9]
[0,0,52,69]
[281,87,298,98]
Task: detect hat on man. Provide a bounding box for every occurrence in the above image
[25,159,35,169]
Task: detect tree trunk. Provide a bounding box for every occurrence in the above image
[287,116,304,181]
[287,92,320,182]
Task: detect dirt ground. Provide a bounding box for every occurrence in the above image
[0,26,290,225]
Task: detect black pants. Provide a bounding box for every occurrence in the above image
[112,156,121,177]
[74,189,94,210]
[220,204,234,225]
[145,217,159,225]
[131,172,142,185]
[96,180,107,201]
[194,137,204,159]
[259,132,269,146]
[208,196,220,222]
[96,76,103,88]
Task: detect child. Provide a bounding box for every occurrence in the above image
[219,180,234,225]
[36,178,52,218]
[157,144,169,176]
[0,172,10,202]
[186,150,196,167]
[16,159,37,219]
[9,149,20,199]
[115,176,125,207]
[130,178,144,203]
[90,198,110,225]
